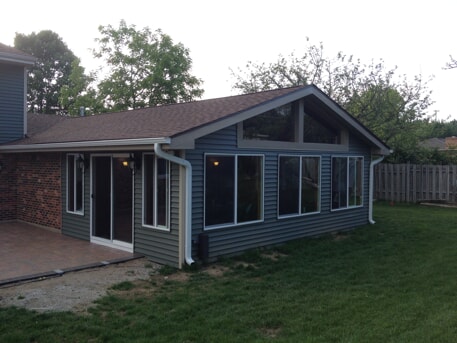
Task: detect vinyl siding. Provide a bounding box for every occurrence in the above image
[187,125,372,260]
[0,64,25,143]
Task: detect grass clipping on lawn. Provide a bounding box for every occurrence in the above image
[2,202,457,342]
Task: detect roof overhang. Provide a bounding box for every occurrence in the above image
[170,85,391,155]
[0,137,171,153]
[0,53,36,67]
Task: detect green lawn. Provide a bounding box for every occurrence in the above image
[2,202,457,342]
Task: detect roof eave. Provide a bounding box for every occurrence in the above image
[0,137,171,153]
[0,54,36,66]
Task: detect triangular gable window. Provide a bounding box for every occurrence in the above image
[241,100,341,145]
[243,103,295,142]
[303,112,340,144]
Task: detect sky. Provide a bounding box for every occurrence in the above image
[1,0,456,120]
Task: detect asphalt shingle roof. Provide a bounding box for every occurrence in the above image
[13,86,304,145]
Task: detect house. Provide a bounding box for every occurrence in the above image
[0,44,390,268]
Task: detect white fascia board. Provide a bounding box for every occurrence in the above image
[0,137,171,153]
[0,54,36,66]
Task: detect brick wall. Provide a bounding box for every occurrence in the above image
[14,152,62,229]
[0,153,18,220]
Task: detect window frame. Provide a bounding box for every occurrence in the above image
[66,154,84,215]
[277,155,321,219]
[331,156,364,211]
[142,153,171,231]
[204,153,265,230]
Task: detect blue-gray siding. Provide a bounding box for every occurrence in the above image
[187,125,372,260]
[0,64,24,143]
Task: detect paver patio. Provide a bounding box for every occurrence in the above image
[0,221,140,285]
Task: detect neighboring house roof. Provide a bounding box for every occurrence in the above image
[0,43,36,66]
[0,85,391,154]
[419,137,457,151]
[419,137,446,150]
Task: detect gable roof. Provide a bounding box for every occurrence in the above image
[0,43,36,66]
[0,85,390,154]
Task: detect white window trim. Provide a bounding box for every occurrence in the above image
[277,155,321,219]
[204,153,265,230]
[142,153,171,231]
[66,153,84,216]
[331,156,364,211]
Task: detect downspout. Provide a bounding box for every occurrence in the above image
[369,155,385,224]
[154,143,195,265]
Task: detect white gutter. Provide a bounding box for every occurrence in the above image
[0,137,170,153]
[369,155,385,224]
[154,143,194,265]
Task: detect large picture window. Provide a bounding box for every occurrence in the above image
[143,154,170,229]
[205,154,263,228]
[67,154,84,214]
[278,156,320,217]
[332,157,363,210]
[242,104,295,142]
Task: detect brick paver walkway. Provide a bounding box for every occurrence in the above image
[0,221,138,285]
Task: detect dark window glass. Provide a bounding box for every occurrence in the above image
[68,156,75,211]
[243,104,295,142]
[237,156,262,223]
[67,155,83,213]
[332,157,348,209]
[301,157,320,213]
[205,156,235,226]
[278,156,300,216]
[143,155,169,228]
[303,113,340,144]
[157,158,169,227]
[143,155,154,226]
[349,158,363,206]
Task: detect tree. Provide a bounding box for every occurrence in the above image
[93,20,204,111]
[14,30,77,113]
[444,55,457,70]
[231,40,435,163]
[59,58,104,116]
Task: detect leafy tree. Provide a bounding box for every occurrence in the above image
[14,30,77,113]
[59,58,104,116]
[444,55,457,70]
[93,20,204,111]
[231,40,435,163]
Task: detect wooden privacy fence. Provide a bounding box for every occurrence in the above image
[374,163,457,203]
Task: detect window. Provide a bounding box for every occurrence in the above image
[243,103,295,142]
[205,154,263,228]
[67,154,84,214]
[143,154,170,229]
[303,112,340,144]
[278,156,320,217]
[332,157,363,210]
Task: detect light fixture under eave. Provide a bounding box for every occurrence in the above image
[77,154,88,170]
[122,160,129,167]
[213,160,219,167]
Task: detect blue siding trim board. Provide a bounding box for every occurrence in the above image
[0,64,25,143]
[188,125,373,261]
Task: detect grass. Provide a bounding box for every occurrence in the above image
[2,202,457,342]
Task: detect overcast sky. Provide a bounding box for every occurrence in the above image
[1,0,455,120]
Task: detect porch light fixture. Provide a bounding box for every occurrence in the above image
[125,153,141,173]
[77,154,88,170]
